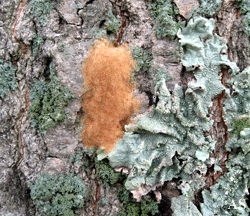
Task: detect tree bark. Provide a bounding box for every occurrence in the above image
[0,0,249,215]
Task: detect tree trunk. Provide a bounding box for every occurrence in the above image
[1,0,250,215]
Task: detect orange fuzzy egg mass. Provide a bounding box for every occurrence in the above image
[81,39,140,153]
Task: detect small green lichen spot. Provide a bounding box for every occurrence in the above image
[95,159,125,188]
[132,47,153,74]
[105,9,121,35]
[237,0,250,35]
[29,0,54,27]
[32,34,44,55]
[116,186,159,216]
[192,0,221,17]
[149,0,184,39]
[94,8,121,40]
[231,117,250,137]
[29,64,75,134]
[0,60,17,98]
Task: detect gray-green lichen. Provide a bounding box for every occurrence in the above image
[94,8,121,40]
[171,195,202,216]
[29,0,54,27]
[79,0,112,39]
[149,0,184,39]
[98,18,240,208]
[29,63,75,134]
[192,0,221,17]
[200,67,250,215]
[0,60,18,98]
[177,18,237,119]
[104,9,121,36]
[29,173,88,216]
[132,47,153,75]
[32,34,44,55]
[237,0,250,35]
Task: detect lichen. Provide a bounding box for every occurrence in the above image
[171,195,202,216]
[149,0,184,39]
[116,186,159,216]
[29,0,54,27]
[97,18,239,206]
[0,60,18,98]
[104,9,121,35]
[177,18,238,119]
[201,164,250,215]
[70,149,160,215]
[94,8,121,40]
[192,0,221,17]
[32,34,44,55]
[230,116,250,137]
[132,47,153,75]
[95,159,126,188]
[237,0,250,14]
[29,173,88,216]
[237,0,250,35]
[79,1,113,39]
[29,63,75,134]
[201,67,250,215]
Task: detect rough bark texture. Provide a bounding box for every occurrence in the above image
[0,0,249,215]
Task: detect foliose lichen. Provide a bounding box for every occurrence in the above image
[0,59,18,98]
[200,67,250,216]
[97,18,246,215]
[95,17,212,194]
[29,173,88,216]
[171,195,202,216]
[29,63,75,134]
[237,0,250,14]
